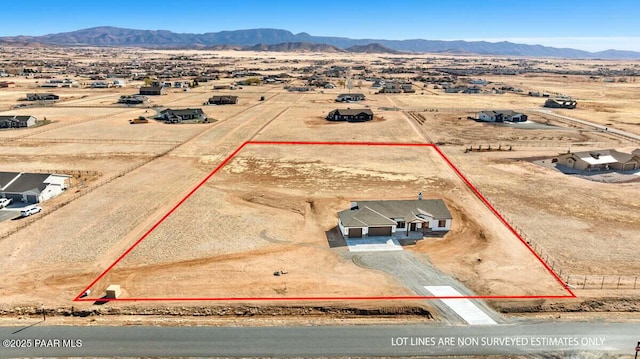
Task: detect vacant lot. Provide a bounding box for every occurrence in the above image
[85,144,567,300]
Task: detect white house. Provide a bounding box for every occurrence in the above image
[478,110,528,122]
[0,172,71,204]
[337,199,452,238]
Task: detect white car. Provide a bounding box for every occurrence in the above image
[20,206,42,217]
[0,198,12,208]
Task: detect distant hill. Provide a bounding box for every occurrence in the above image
[246,42,346,53]
[2,26,640,59]
[346,43,402,54]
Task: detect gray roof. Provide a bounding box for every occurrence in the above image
[209,95,238,102]
[329,108,374,116]
[0,115,35,122]
[338,199,451,228]
[0,172,21,189]
[140,86,164,92]
[337,93,365,98]
[479,110,522,117]
[161,108,204,116]
[3,173,50,194]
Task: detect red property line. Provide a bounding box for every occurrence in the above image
[75,141,574,302]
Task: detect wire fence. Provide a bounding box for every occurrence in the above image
[462,141,622,150]
[0,138,187,242]
[13,137,182,146]
[565,275,640,290]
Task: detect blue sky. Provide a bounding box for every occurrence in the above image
[1,0,639,51]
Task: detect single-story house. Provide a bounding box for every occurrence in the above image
[0,115,37,128]
[287,86,312,92]
[158,108,206,123]
[117,95,148,104]
[326,108,374,122]
[556,149,640,171]
[338,199,452,238]
[139,86,167,96]
[209,95,239,105]
[90,82,110,88]
[0,81,16,88]
[336,93,365,102]
[0,172,71,204]
[478,110,528,122]
[544,98,577,109]
[26,93,59,101]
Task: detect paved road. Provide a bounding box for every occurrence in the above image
[1,322,639,357]
[351,251,504,325]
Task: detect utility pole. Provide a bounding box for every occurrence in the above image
[41,304,46,321]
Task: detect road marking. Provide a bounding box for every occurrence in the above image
[424,286,497,325]
[345,238,403,252]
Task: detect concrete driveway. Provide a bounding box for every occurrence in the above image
[0,209,20,222]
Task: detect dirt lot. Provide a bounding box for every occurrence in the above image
[85,144,567,301]
[0,48,638,317]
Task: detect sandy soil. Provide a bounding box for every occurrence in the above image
[0,48,638,315]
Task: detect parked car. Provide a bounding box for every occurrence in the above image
[0,198,12,208]
[20,206,42,217]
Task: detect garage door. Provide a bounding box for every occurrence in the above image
[368,226,392,236]
[348,228,362,238]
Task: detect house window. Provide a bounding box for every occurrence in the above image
[438,220,447,228]
[396,221,405,229]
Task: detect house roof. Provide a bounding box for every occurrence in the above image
[0,115,35,122]
[161,108,204,116]
[479,110,522,117]
[209,95,238,101]
[570,149,637,165]
[337,93,365,98]
[329,108,374,116]
[0,172,21,189]
[3,173,50,194]
[140,86,163,91]
[338,199,452,228]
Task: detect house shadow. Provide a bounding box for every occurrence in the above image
[93,296,111,305]
[325,226,347,249]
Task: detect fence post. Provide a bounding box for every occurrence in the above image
[601,276,605,289]
[617,276,621,289]
[583,276,587,289]
[635,277,638,290]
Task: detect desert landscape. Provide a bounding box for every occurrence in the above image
[0,46,639,320]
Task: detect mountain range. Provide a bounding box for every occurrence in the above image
[2,26,639,59]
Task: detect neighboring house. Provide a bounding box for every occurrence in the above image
[287,86,312,92]
[556,149,640,171]
[139,86,167,96]
[208,95,239,105]
[117,95,148,105]
[112,79,126,87]
[0,115,37,128]
[338,199,452,238]
[326,108,374,122]
[336,93,365,102]
[544,98,577,109]
[26,93,59,101]
[469,79,488,85]
[477,110,528,122]
[0,172,71,204]
[90,81,110,88]
[0,81,16,88]
[158,108,206,123]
